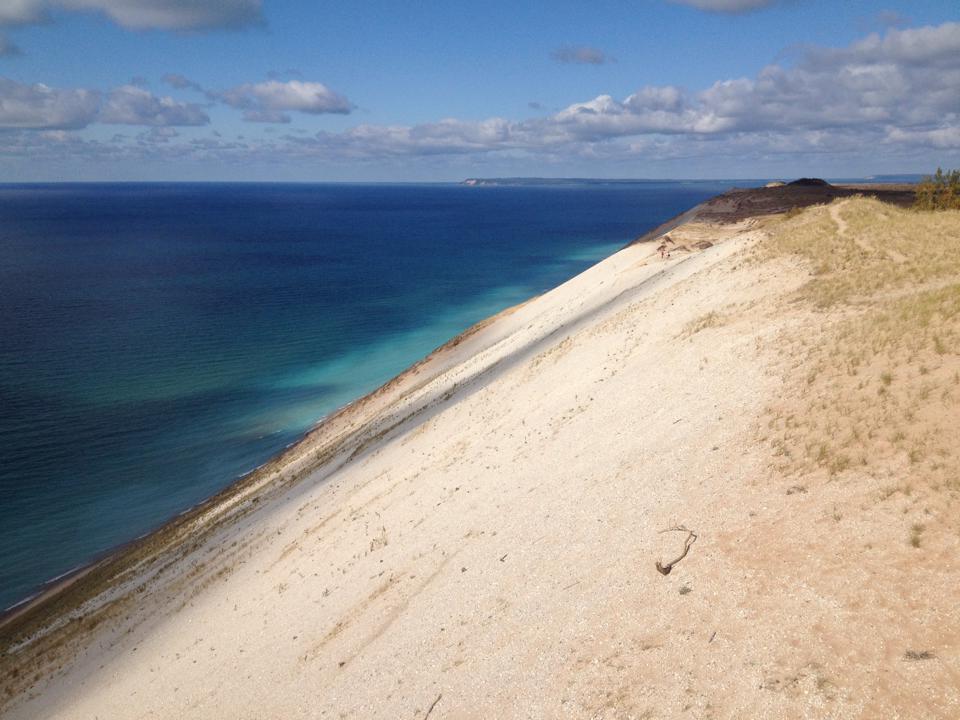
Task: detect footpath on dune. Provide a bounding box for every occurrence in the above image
[2,183,958,719]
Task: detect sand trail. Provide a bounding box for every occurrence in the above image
[830,200,907,263]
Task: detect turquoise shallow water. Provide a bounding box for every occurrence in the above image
[0,180,739,610]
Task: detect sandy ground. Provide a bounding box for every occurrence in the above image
[3,207,959,719]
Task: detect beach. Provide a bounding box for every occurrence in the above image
[3,184,959,719]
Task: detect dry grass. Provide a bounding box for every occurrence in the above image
[758,198,960,492]
[910,522,925,548]
[761,197,960,308]
[682,310,726,337]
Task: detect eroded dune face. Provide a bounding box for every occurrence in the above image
[4,196,960,720]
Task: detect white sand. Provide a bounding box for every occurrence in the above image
[6,215,959,719]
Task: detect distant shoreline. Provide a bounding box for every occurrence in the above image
[460,175,926,187]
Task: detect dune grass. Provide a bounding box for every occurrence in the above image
[762,196,960,307]
[758,198,960,491]
[682,310,726,337]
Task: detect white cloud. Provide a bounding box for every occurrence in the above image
[65,0,261,30]
[0,0,262,31]
[0,78,209,129]
[885,126,960,149]
[669,0,779,13]
[0,77,99,128]
[547,21,960,143]
[842,21,960,67]
[552,45,610,65]
[552,86,721,138]
[2,21,958,176]
[99,85,209,125]
[292,21,960,161]
[0,0,47,26]
[215,80,353,123]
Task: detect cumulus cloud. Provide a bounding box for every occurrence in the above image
[0,1,47,26]
[65,0,261,30]
[94,23,948,163]
[669,0,779,13]
[545,21,960,143]
[0,77,209,129]
[552,45,610,65]
[0,77,99,128]
[824,21,960,69]
[214,80,353,122]
[158,74,354,123]
[3,21,958,174]
[552,86,715,138]
[0,0,262,31]
[307,117,530,157]
[99,84,208,125]
[885,126,960,149]
[290,21,960,161]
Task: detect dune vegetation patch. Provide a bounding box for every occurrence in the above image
[681,310,727,337]
[758,198,960,493]
[761,196,960,308]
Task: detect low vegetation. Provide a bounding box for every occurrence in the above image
[914,168,960,211]
[682,310,725,337]
[758,197,960,492]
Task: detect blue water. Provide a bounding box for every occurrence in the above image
[0,180,737,610]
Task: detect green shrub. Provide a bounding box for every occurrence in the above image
[914,168,960,211]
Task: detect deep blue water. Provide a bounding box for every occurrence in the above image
[0,180,738,610]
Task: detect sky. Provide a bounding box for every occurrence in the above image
[0,0,957,181]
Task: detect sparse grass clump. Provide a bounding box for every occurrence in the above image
[910,523,925,548]
[683,310,725,337]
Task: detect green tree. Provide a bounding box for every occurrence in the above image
[915,168,960,211]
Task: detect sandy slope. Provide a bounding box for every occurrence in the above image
[5,207,960,719]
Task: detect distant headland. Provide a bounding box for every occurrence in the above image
[460,175,925,187]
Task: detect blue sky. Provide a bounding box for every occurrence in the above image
[0,0,958,181]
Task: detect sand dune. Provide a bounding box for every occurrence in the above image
[3,194,959,719]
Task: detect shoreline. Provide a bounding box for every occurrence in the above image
[0,397,353,624]
[0,290,531,648]
[0,267,548,631]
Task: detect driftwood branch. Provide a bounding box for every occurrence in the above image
[655,526,697,575]
[424,693,442,719]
